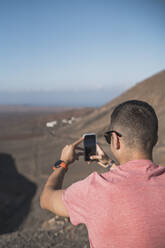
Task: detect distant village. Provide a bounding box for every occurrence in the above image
[46,116,79,128]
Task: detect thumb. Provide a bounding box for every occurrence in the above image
[90,155,102,160]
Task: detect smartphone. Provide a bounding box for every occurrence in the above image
[83,133,96,161]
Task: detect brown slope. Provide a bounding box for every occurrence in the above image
[72,70,165,164]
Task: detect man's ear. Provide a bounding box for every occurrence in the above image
[112,133,120,150]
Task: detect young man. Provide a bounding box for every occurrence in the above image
[40,100,165,248]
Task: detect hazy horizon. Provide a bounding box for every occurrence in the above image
[0,86,126,107]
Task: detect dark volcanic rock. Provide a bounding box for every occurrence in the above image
[0,153,37,234]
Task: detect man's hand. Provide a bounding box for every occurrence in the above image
[60,137,84,165]
[90,144,116,169]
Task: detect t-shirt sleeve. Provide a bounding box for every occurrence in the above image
[62,172,97,226]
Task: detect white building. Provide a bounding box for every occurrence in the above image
[46,120,58,128]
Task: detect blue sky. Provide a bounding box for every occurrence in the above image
[0,0,165,105]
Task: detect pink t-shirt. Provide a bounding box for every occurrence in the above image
[62,160,165,248]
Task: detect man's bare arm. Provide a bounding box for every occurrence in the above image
[40,137,84,217]
[40,167,69,216]
[40,137,115,216]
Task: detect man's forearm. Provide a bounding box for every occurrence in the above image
[40,167,67,210]
[45,167,67,189]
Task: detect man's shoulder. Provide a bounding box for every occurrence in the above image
[83,167,129,188]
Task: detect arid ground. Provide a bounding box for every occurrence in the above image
[0,70,165,247]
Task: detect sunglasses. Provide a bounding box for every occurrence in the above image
[104,130,122,144]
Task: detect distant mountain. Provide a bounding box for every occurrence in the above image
[73,70,165,164]
[0,105,75,113]
[0,88,124,107]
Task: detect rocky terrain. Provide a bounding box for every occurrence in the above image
[0,70,165,247]
[0,217,90,248]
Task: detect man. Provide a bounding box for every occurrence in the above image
[40,100,165,248]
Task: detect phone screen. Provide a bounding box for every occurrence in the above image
[83,134,96,161]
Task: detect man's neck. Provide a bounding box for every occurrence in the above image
[119,150,153,165]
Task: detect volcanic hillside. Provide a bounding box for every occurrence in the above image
[70,70,165,165]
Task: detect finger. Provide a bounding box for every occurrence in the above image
[98,162,108,168]
[72,137,84,148]
[75,146,84,151]
[88,161,92,165]
[90,155,102,160]
[96,144,105,155]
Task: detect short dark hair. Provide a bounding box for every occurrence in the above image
[110,100,158,151]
